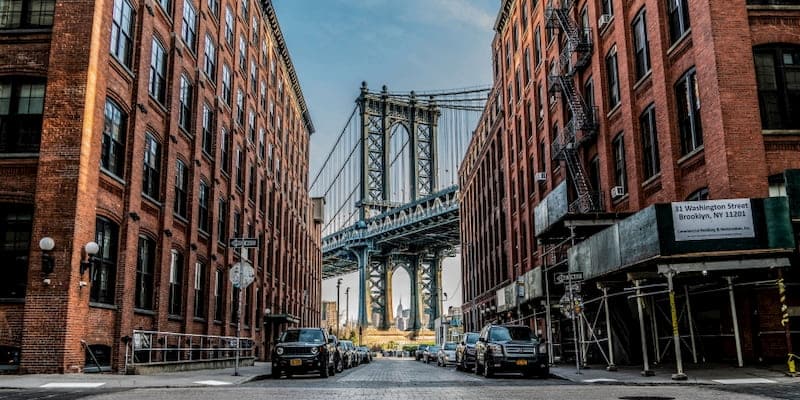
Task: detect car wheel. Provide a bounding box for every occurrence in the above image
[336,357,344,373]
[539,367,550,379]
[483,361,494,378]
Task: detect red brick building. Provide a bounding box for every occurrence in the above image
[0,0,322,373]
[461,0,800,370]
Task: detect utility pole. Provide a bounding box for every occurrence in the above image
[345,287,350,334]
[336,278,343,337]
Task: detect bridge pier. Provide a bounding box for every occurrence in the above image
[409,256,421,331]
[355,246,370,328]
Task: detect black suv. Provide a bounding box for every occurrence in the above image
[474,324,548,378]
[272,328,336,378]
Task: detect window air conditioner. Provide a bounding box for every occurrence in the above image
[611,186,625,199]
[535,172,547,182]
[598,14,613,30]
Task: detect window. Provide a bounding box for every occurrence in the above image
[178,75,193,132]
[513,23,519,50]
[92,217,118,305]
[220,127,230,173]
[632,9,651,80]
[181,0,197,52]
[232,210,240,238]
[589,156,601,194]
[258,128,265,159]
[686,187,709,201]
[248,110,255,142]
[142,133,161,199]
[260,81,266,109]
[606,48,620,108]
[222,64,232,105]
[157,0,171,14]
[174,159,188,217]
[521,0,528,27]
[584,78,596,124]
[238,34,247,72]
[204,35,217,81]
[536,82,543,121]
[168,250,183,315]
[224,5,233,46]
[259,178,266,213]
[601,0,613,16]
[235,147,244,189]
[149,38,167,104]
[201,103,214,156]
[101,99,126,178]
[523,47,531,83]
[612,134,627,193]
[214,268,224,321]
[217,199,227,242]
[0,203,32,298]
[640,105,660,179]
[668,0,690,44]
[199,180,210,232]
[251,16,258,43]
[110,0,134,67]
[0,0,55,29]
[194,261,206,318]
[534,26,542,67]
[135,236,155,310]
[207,0,219,18]
[248,164,255,201]
[505,40,511,69]
[230,287,240,323]
[675,68,703,155]
[754,45,800,130]
[236,88,244,125]
[250,59,257,93]
[241,0,248,18]
[0,77,45,153]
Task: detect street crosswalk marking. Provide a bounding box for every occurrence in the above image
[194,380,234,386]
[40,382,106,388]
[712,378,777,385]
[582,378,619,383]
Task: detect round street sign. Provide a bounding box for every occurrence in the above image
[559,293,583,319]
[230,262,255,288]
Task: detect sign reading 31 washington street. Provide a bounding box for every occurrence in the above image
[672,198,755,241]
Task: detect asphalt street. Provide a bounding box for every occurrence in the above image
[0,358,798,399]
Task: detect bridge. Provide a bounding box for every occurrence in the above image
[311,83,487,330]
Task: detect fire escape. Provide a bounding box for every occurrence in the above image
[546,0,601,213]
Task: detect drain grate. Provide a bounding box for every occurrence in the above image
[619,397,675,400]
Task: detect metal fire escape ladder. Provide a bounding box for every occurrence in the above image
[546,0,601,213]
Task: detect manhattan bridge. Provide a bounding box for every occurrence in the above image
[310,82,488,330]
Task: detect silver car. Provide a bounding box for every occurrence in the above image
[437,342,458,366]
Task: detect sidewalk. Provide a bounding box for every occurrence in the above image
[0,362,272,389]
[551,363,799,385]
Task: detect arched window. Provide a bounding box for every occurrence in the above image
[686,187,709,201]
[754,44,800,130]
[92,217,118,304]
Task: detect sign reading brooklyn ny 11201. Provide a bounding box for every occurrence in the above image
[671,198,755,241]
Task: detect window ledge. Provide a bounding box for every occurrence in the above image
[168,315,184,322]
[612,193,630,206]
[0,298,25,304]
[667,29,692,56]
[213,319,223,325]
[174,214,189,225]
[763,129,800,135]
[142,194,162,208]
[0,28,52,35]
[632,71,653,91]
[747,5,800,11]
[89,302,118,310]
[677,146,705,165]
[193,317,207,323]
[606,103,622,119]
[100,169,126,185]
[134,308,156,316]
[0,153,39,159]
[109,56,135,81]
[598,15,615,37]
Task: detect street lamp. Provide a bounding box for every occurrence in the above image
[516,276,525,324]
[345,287,350,334]
[336,278,342,336]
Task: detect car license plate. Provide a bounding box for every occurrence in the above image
[290,359,302,366]
[516,359,528,366]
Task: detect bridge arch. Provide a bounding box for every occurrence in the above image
[387,121,413,204]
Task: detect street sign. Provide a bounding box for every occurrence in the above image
[230,262,255,288]
[559,293,584,319]
[229,237,259,248]
[554,272,584,285]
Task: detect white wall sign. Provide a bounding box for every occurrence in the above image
[672,198,755,241]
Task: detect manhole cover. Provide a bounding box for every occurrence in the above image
[619,397,675,400]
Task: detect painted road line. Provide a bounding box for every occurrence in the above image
[194,380,234,386]
[582,378,619,383]
[40,382,107,388]
[712,378,777,385]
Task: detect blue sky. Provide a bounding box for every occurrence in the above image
[273,0,498,321]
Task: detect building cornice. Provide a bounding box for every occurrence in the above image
[493,0,515,33]
[262,0,316,135]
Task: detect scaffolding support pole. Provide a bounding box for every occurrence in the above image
[635,280,655,376]
[683,285,698,364]
[666,271,687,380]
[650,299,660,365]
[603,286,617,371]
[726,276,744,368]
[541,240,554,366]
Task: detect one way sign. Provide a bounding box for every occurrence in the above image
[229,238,259,248]
[554,272,584,285]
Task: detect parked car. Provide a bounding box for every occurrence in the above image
[437,342,458,366]
[474,324,548,378]
[356,346,372,363]
[339,340,357,368]
[456,332,479,371]
[328,334,344,373]
[424,345,440,364]
[271,328,336,379]
[415,344,429,361]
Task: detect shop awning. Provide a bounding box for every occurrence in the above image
[264,313,300,324]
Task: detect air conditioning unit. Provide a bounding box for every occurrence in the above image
[535,172,547,182]
[598,14,613,30]
[611,186,626,199]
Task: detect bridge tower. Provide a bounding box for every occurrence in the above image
[355,82,443,330]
